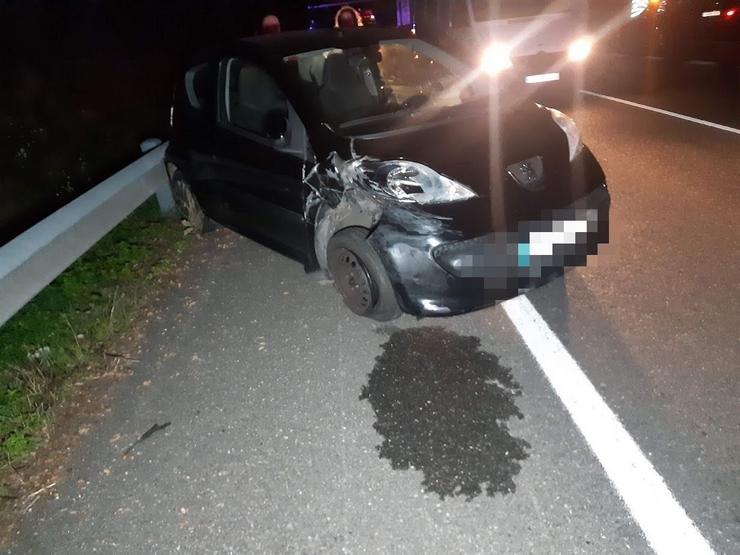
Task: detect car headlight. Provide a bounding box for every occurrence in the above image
[567,36,593,62]
[481,42,513,76]
[361,160,477,205]
[548,108,583,162]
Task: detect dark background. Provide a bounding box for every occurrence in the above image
[0,0,397,245]
[1,1,287,242]
[0,0,631,245]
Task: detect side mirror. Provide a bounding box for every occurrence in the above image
[264,110,290,145]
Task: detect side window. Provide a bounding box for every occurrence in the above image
[222,58,288,138]
[185,63,209,110]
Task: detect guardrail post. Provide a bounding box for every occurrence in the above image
[140,138,176,215]
[151,163,176,215]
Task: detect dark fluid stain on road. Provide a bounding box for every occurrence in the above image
[360,327,529,500]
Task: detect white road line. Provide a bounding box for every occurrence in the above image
[502,295,715,555]
[581,90,740,135]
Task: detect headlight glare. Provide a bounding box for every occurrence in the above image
[568,36,593,62]
[549,108,583,162]
[481,42,513,75]
[370,161,477,205]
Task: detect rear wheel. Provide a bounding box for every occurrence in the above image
[170,169,215,234]
[327,228,401,321]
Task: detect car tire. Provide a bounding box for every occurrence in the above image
[327,228,401,321]
[170,169,216,234]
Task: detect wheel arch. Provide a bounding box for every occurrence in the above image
[312,189,383,272]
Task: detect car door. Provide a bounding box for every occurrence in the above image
[204,56,311,262]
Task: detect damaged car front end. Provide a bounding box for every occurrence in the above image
[167,28,609,320]
[305,110,609,318]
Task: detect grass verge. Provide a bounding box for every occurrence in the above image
[0,197,186,464]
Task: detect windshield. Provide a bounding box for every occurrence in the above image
[283,39,476,126]
[471,0,571,20]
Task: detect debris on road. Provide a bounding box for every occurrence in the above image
[104,352,141,363]
[22,482,56,513]
[121,422,171,457]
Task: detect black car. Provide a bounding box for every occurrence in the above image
[165,28,609,320]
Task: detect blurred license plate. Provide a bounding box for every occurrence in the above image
[525,72,560,84]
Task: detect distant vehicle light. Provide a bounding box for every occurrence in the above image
[481,43,513,76]
[568,37,594,62]
[631,0,649,18]
[725,8,737,19]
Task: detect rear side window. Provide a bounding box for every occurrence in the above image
[185,63,209,110]
[222,58,288,138]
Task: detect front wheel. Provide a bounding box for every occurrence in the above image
[327,228,401,321]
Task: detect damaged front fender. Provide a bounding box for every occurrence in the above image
[303,152,385,270]
[313,187,384,270]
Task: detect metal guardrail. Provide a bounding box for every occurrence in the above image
[0,141,173,327]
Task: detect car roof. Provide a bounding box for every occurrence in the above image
[236,27,413,60]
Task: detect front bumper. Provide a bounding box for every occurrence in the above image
[368,184,610,317]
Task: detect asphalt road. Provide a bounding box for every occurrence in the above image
[9,56,740,554]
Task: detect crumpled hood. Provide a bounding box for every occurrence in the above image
[328,100,601,231]
[343,101,568,197]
